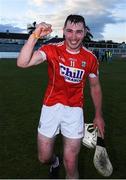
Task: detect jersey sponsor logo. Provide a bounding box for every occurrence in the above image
[59,63,84,83]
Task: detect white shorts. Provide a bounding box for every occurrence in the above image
[38,103,84,139]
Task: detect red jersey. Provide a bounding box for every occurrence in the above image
[39,41,99,107]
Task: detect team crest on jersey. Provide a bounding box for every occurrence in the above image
[59,63,84,83]
[82,61,86,67]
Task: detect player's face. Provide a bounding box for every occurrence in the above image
[63,21,85,52]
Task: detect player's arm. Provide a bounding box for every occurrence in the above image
[17,35,43,68]
[17,22,52,68]
[89,76,105,138]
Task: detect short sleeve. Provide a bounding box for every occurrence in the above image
[89,56,99,78]
[38,44,54,62]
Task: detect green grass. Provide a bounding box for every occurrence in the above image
[0,58,126,179]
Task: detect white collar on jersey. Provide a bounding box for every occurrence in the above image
[66,48,80,54]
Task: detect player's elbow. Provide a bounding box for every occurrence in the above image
[17,61,26,68]
[91,85,102,95]
[17,60,22,67]
[17,58,29,68]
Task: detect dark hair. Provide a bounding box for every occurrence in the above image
[64,14,86,28]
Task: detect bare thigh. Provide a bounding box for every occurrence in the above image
[37,132,55,163]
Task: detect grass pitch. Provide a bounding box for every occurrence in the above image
[0,58,126,179]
